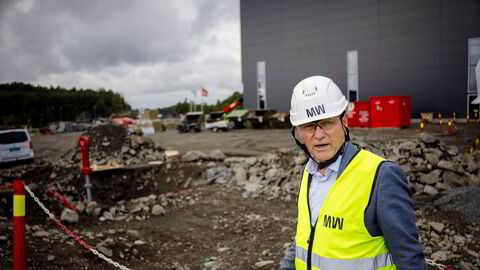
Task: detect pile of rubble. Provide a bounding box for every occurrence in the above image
[60,189,199,224]
[63,124,166,167]
[417,211,480,268]
[54,188,201,259]
[360,132,480,197]
[180,132,480,220]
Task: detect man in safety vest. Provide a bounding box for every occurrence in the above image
[280,76,427,269]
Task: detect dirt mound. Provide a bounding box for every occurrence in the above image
[86,124,128,156]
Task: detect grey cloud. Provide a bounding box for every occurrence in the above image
[0,0,237,79]
[0,0,240,108]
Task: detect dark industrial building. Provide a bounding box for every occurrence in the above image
[240,0,480,118]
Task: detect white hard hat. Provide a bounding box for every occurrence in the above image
[290,76,348,126]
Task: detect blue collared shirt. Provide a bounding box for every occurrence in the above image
[306,154,342,226]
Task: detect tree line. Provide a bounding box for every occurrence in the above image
[0,82,130,127]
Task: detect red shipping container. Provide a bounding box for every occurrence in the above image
[370,96,411,128]
[347,101,370,127]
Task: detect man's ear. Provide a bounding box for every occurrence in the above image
[342,114,348,127]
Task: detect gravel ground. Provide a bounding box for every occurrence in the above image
[1,124,478,269]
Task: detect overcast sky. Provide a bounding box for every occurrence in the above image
[0,0,241,109]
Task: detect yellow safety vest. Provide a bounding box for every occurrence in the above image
[295,150,396,270]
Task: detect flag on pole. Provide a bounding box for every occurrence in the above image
[191,89,197,97]
[201,87,209,97]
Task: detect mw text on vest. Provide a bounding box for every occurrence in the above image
[323,215,344,230]
[306,104,326,118]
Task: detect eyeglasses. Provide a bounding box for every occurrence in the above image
[299,117,339,133]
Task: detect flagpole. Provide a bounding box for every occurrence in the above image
[191,89,196,112]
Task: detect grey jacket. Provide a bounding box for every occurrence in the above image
[280,142,427,269]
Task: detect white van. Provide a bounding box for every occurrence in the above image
[0,129,34,165]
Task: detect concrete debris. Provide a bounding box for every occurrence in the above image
[127,230,140,239]
[55,124,169,168]
[182,150,209,162]
[428,221,445,234]
[60,208,79,223]
[151,204,166,216]
[216,247,230,253]
[242,183,263,198]
[183,150,228,162]
[97,245,113,257]
[424,153,440,166]
[416,212,480,265]
[165,150,180,160]
[423,185,439,196]
[431,250,447,261]
[203,257,224,270]
[232,166,247,184]
[419,133,437,144]
[398,141,418,150]
[134,240,146,246]
[438,160,464,174]
[86,202,100,216]
[419,170,442,185]
[206,166,233,185]
[442,171,465,187]
[294,155,307,166]
[102,211,114,221]
[254,260,275,268]
[34,231,51,238]
[209,149,226,161]
[265,168,281,181]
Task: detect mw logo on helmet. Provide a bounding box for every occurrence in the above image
[306,104,326,118]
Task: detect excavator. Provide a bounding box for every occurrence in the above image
[223,99,243,113]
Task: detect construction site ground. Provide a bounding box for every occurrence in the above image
[1,122,480,269]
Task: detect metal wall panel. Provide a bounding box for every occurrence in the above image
[240,0,480,117]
